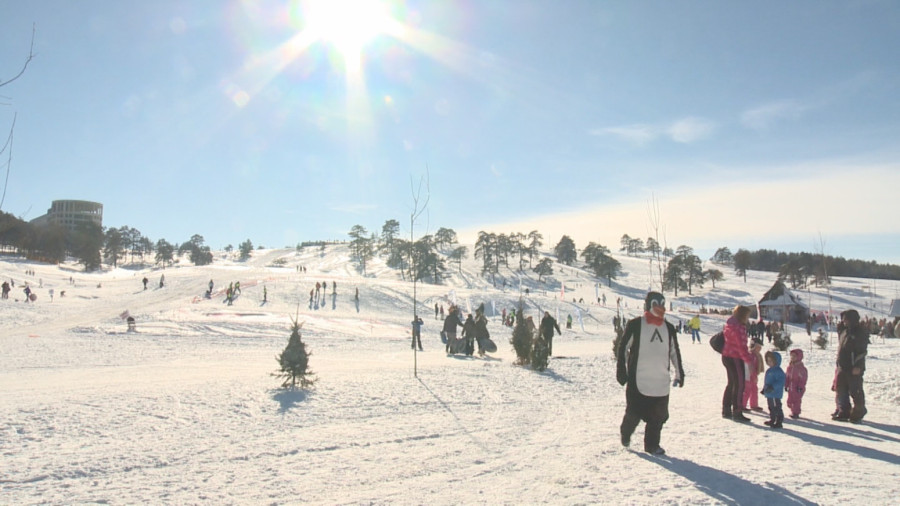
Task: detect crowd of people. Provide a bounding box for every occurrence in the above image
[613,290,875,455]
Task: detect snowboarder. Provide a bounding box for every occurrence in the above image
[616,291,684,455]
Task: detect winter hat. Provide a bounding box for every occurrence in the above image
[644,291,666,311]
[790,348,804,361]
[840,309,860,325]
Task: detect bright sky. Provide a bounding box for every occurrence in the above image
[2,1,899,264]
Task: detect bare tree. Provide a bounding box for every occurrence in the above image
[409,167,430,377]
[1,24,37,212]
[646,194,667,292]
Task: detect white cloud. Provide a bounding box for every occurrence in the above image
[740,100,805,130]
[592,116,715,145]
[666,117,715,143]
[591,124,658,145]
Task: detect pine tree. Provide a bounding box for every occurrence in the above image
[510,300,533,366]
[530,334,549,372]
[274,320,316,389]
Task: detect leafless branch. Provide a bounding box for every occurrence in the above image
[0,24,37,89]
[0,114,15,211]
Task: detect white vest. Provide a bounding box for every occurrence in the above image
[636,320,673,397]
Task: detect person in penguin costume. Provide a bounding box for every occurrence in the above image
[616,291,685,455]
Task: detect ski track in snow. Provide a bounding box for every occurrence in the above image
[2,247,900,504]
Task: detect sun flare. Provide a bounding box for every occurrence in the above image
[304,0,391,69]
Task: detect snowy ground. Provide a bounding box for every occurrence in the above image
[2,246,899,505]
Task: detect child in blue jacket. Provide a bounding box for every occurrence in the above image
[761,351,786,428]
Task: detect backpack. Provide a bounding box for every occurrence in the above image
[710,331,725,353]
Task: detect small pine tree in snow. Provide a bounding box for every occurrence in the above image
[510,300,533,366]
[274,320,316,389]
[530,334,549,372]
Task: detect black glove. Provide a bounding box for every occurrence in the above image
[673,378,683,388]
[617,368,627,386]
[760,388,766,395]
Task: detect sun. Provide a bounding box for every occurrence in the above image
[304,0,392,70]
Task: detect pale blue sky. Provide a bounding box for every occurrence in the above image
[2,1,898,264]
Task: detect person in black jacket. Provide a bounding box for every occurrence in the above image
[442,306,464,353]
[616,291,685,455]
[833,309,868,422]
[540,311,561,356]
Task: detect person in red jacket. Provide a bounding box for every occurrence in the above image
[722,305,754,422]
[785,348,808,419]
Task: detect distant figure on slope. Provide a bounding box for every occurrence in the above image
[142,277,148,290]
[689,315,701,344]
[411,315,424,351]
[616,291,684,455]
[461,314,476,356]
[442,306,464,354]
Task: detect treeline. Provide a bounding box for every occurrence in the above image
[715,247,900,285]
[0,211,255,271]
[345,221,464,282]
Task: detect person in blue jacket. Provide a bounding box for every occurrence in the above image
[762,351,786,428]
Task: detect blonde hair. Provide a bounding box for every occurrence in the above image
[733,305,752,322]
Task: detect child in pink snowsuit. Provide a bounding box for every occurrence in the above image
[742,340,765,411]
[785,348,808,418]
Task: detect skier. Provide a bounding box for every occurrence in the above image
[616,291,684,455]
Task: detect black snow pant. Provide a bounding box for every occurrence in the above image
[722,356,746,417]
[621,385,669,453]
[835,371,866,420]
[411,330,422,350]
